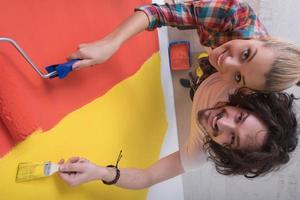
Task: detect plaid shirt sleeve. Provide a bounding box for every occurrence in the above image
[135,2,197,30]
[135,0,268,48]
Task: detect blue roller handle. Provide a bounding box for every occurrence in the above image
[45,59,80,79]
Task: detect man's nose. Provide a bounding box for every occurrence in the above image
[217,117,235,135]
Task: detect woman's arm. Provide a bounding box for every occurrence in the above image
[69,1,263,69]
[69,2,199,69]
[59,151,184,189]
[69,11,149,69]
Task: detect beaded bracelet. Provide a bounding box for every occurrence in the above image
[102,150,123,185]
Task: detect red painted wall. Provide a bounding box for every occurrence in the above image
[0,0,158,156]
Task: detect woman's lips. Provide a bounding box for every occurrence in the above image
[217,53,224,68]
[217,50,227,71]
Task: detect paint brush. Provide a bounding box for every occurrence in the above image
[16,161,59,182]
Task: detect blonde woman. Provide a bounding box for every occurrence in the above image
[69,0,300,91]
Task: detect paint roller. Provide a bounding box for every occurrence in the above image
[0,37,79,79]
[0,37,79,141]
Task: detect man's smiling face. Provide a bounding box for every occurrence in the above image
[197,106,268,150]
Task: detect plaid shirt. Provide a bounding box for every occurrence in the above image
[135,0,268,48]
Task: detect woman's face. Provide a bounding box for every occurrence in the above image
[209,39,276,90]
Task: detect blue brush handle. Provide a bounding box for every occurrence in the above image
[45,59,80,79]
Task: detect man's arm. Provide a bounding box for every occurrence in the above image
[59,151,184,189]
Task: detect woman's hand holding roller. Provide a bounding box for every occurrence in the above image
[68,36,121,70]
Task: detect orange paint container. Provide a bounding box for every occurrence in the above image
[168,41,191,70]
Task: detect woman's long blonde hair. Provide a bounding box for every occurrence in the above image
[262,37,300,91]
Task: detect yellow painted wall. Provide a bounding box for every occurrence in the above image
[0,53,167,200]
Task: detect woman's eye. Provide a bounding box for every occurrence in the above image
[234,72,241,83]
[241,49,250,60]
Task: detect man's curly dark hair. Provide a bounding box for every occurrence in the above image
[201,88,299,178]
